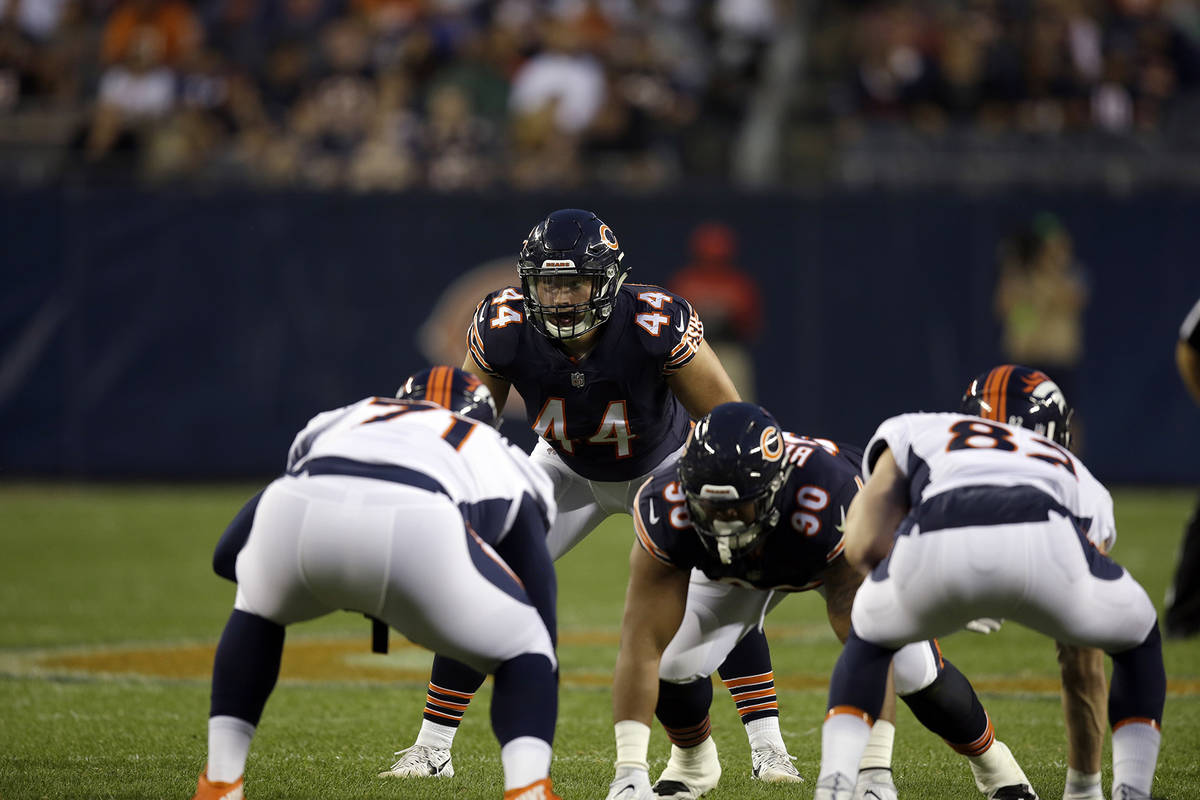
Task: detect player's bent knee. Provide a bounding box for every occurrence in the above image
[892,640,941,696]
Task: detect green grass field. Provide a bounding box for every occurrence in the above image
[1,484,1197,800]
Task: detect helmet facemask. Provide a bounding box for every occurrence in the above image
[685,464,791,565]
[520,257,625,340]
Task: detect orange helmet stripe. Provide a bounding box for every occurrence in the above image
[980,367,1001,420]
[982,364,1013,422]
[428,365,449,410]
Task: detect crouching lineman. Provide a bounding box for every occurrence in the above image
[605,402,1038,800]
[815,366,1165,800]
[189,367,562,800]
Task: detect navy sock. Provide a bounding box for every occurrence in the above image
[827,629,894,720]
[490,653,557,746]
[717,628,780,725]
[1109,622,1166,726]
[657,677,714,747]
[424,655,488,728]
[210,609,285,725]
[901,658,991,751]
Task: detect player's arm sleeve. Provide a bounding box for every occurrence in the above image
[493,492,558,645]
[212,488,265,582]
[630,477,680,567]
[466,292,522,381]
[862,415,913,480]
[661,298,705,376]
[1076,463,1118,553]
[285,405,355,470]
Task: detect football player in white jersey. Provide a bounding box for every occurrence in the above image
[958,367,1114,800]
[814,366,1165,800]
[189,366,563,800]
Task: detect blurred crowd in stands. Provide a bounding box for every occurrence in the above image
[1,0,1198,189]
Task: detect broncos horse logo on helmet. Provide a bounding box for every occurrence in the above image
[960,364,1073,448]
[677,402,793,565]
[517,208,630,340]
[396,365,499,427]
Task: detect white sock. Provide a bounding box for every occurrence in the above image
[414,719,458,750]
[1112,722,1161,797]
[207,715,255,783]
[859,719,895,771]
[745,716,786,751]
[1064,766,1102,799]
[818,712,872,785]
[500,736,552,791]
[968,739,1029,793]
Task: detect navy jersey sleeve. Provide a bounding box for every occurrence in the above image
[466,287,527,379]
[1182,296,1200,352]
[631,467,705,570]
[782,435,865,565]
[623,284,706,376]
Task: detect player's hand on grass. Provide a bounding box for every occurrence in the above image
[605,765,654,800]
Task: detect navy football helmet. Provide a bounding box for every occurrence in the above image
[517,208,630,340]
[677,402,792,564]
[396,365,499,427]
[960,364,1073,448]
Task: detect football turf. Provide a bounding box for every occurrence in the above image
[1,484,1197,799]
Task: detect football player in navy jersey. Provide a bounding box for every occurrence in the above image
[382,209,803,786]
[606,403,1039,800]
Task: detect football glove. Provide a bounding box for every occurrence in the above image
[965,617,1005,635]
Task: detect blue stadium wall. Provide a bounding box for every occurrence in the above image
[2,186,1196,483]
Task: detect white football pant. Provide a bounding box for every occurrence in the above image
[233,474,556,674]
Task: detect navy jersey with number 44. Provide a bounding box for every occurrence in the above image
[467,283,705,482]
[632,435,864,591]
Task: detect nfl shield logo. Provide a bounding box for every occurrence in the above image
[571,372,585,388]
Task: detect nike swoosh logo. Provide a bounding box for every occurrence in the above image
[675,315,686,333]
[647,501,660,525]
[614,784,638,799]
[835,506,847,534]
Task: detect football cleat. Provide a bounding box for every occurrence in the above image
[503,777,562,800]
[378,744,455,778]
[191,770,244,800]
[750,745,803,783]
[1111,785,1161,800]
[652,738,722,799]
[814,771,857,800]
[970,740,1034,797]
[854,766,897,800]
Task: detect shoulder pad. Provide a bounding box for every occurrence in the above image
[466,287,526,378]
[621,284,705,372]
